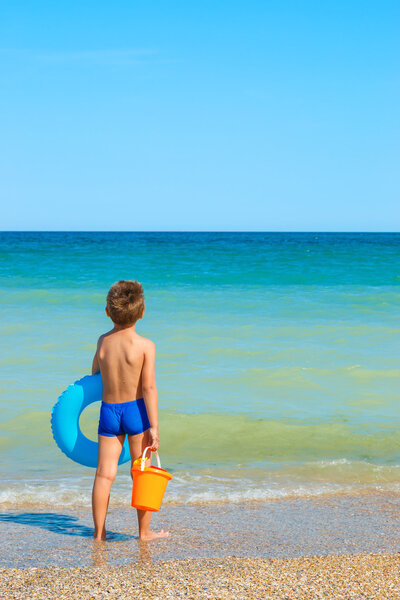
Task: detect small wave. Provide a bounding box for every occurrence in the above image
[0,486,92,507]
[2,468,400,508]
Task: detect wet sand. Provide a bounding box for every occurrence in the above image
[1,491,400,568]
[1,492,400,598]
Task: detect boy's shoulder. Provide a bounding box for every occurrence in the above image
[135,333,156,353]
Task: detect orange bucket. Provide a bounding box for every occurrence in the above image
[131,447,172,511]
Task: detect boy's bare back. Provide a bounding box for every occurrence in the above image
[95,329,155,404]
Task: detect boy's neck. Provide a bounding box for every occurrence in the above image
[112,322,136,332]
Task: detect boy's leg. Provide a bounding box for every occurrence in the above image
[92,434,124,540]
[128,430,170,541]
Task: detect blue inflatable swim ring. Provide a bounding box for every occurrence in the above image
[51,373,131,468]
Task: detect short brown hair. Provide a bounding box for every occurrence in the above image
[106,280,145,325]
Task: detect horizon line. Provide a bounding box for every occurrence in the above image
[1,230,399,235]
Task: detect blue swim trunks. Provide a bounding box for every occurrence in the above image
[98,398,150,437]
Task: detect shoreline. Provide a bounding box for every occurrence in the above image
[2,482,400,509]
[1,490,400,569]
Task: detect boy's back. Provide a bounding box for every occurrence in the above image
[97,328,153,404]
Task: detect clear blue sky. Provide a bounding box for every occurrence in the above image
[0,1,399,231]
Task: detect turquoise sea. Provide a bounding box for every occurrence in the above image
[0,232,399,507]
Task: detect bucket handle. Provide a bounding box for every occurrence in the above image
[140,446,161,471]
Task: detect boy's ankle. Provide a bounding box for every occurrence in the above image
[93,528,106,541]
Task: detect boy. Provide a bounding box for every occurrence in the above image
[91,280,169,541]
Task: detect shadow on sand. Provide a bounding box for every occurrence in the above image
[0,512,136,541]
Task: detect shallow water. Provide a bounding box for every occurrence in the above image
[0,232,399,506]
[2,492,400,567]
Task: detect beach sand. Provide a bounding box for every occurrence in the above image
[1,492,400,598]
[2,554,400,599]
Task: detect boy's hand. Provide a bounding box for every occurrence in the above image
[149,427,159,451]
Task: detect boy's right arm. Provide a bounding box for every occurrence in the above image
[142,340,159,451]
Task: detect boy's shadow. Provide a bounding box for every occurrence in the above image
[0,512,135,541]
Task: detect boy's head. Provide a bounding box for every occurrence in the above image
[106,280,145,326]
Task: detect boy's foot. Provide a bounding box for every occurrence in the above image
[139,529,170,541]
[93,530,107,541]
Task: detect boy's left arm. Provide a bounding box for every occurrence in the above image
[92,339,100,375]
[92,351,100,374]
